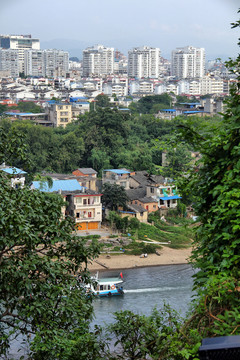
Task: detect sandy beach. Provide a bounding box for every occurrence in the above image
[87,246,192,272]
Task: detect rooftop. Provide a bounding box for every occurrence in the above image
[32,179,83,192]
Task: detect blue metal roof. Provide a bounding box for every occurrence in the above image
[162,109,176,112]
[72,102,89,105]
[179,103,201,105]
[70,97,88,101]
[32,179,83,192]
[1,167,27,175]
[183,111,204,114]
[159,195,182,200]
[104,169,130,174]
[5,112,33,116]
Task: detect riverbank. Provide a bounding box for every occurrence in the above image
[87,246,192,272]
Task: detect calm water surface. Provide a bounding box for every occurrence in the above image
[92,264,196,327]
[7,264,195,359]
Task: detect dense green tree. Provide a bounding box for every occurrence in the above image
[11,101,44,114]
[0,104,7,115]
[90,94,111,109]
[0,129,101,359]
[78,107,129,162]
[102,183,129,211]
[129,94,172,114]
[88,148,111,173]
[101,12,240,360]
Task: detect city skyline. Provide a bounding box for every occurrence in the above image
[1,0,239,60]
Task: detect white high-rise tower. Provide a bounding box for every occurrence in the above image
[128,46,161,79]
[171,46,205,79]
[82,45,114,77]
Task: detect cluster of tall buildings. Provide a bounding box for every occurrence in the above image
[0,34,69,78]
[0,33,208,81]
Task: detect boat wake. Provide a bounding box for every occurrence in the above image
[124,286,190,294]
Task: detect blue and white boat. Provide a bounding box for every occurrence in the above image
[88,272,124,297]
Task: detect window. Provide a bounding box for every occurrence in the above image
[76,212,80,218]
[153,205,156,209]
[150,187,154,193]
[83,199,87,205]
[75,197,82,204]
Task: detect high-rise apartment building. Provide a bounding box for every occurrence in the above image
[0,48,19,77]
[171,46,205,79]
[82,45,114,77]
[0,34,40,73]
[44,49,69,78]
[128,46,161,79]
[24,49,69,77]
[24,50,44,77]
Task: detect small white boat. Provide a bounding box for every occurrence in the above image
[88,272,124,297]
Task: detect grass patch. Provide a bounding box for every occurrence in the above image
[137,218,194,248]
[124,241,161,255]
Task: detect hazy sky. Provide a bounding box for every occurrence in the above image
[1,0,239,59]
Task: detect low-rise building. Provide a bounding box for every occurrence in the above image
[31,179,102,230]
[0,164,26,188]
[146,183,181,209]
[47,102,73,127]
[118,203,148,223]
[102,169,131,190]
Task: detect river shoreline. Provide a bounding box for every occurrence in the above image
[87,246,192,272]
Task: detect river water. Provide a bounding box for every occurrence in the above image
[6,264,195,359]
[92,264,196,328]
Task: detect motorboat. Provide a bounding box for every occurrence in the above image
[88,272,124,297]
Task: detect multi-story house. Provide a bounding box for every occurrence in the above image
[102,169,131,190]
[31,179,102,231]
[126,187,158,213]
[146,183,181,209]
[66,190,102,230]
[200,75,224,95]
[102,82,128,97]
[47,102,73,127]
[72,168,98,191]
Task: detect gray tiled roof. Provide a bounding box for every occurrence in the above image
[76,168,97,175]
[127,203,147,213]
[126,187,146,200]
[138,196,158,204]
[130,171,165,187]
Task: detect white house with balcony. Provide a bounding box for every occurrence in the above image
[31,179,102,231]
